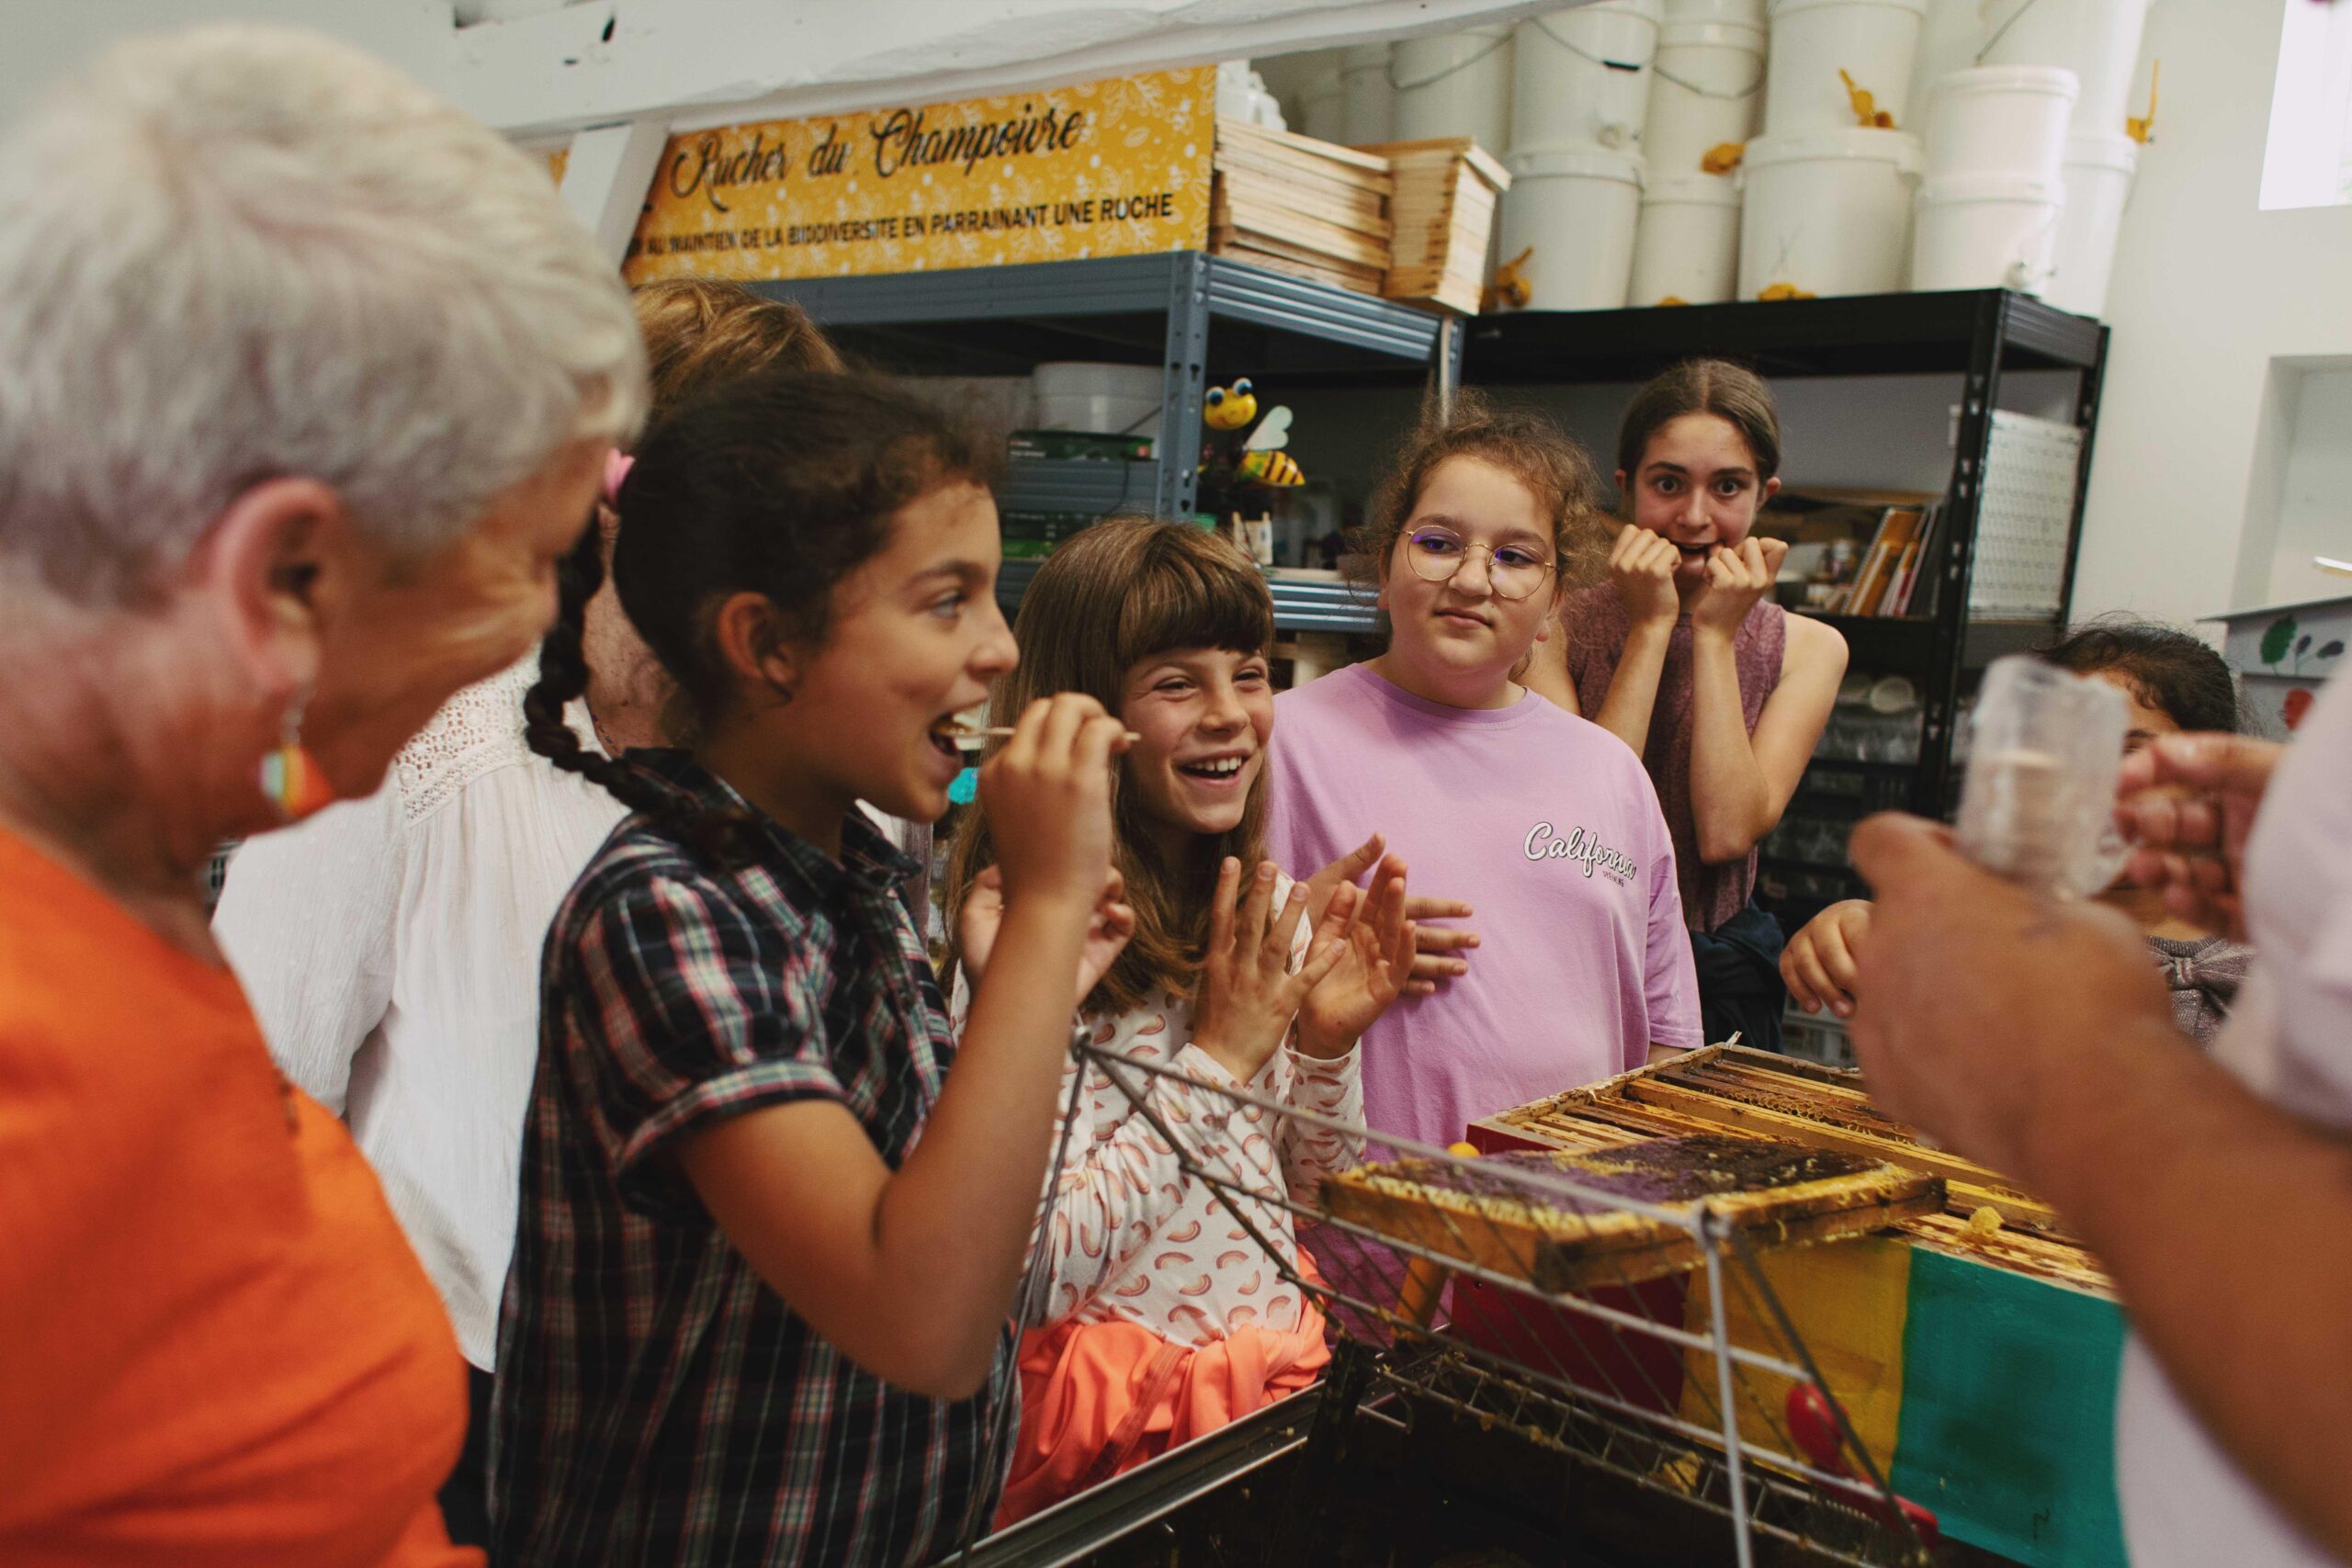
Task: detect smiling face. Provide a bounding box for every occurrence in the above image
[762,479,1017,829]
[1119,645,1273,856]
[1620,412,1780,586]
[1376,454,1560,708]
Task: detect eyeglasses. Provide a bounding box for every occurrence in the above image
[1401,525,1556,601]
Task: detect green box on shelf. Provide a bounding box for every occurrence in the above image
[1008,429,1155,463]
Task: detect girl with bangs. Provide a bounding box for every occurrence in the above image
[943,517,1416,1524]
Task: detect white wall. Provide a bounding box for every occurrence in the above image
[2072,0,2352,624]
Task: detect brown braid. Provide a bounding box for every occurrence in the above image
[522,511,760,863]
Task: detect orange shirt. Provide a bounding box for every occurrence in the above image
[0,826,478,1568]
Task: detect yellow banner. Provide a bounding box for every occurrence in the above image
[624,69,1214,285]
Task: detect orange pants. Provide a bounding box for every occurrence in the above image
[993,1302,1330,1527]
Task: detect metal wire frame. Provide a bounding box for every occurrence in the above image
[982,1038,1938,1568]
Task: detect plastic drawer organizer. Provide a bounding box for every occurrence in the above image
[1966,409,2085,619]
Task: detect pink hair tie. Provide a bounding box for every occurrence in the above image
[603,449,636,504]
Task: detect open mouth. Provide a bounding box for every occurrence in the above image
[1674,542,1713,563]
[1177,754,1251,782]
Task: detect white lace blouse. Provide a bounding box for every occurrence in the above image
[213,655,924,1369]
[213,657,626,1370]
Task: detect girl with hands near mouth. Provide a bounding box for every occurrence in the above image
[1532,360,1847,1051]
[943,519,1414,1525]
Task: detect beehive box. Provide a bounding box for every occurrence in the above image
[1350,136,1510,315]
[1211,118,1392,296]
[1466,1046,2128,1568]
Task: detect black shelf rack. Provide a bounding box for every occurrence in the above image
[749,252,1458,635]
[1469,288,2110,906]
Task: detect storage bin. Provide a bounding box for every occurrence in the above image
[2044,128,2137,316]
[1393,27,1514,154]
[1766,0,1929,134]
[1921,63,2077,184]
[1630,171,1743,303]
[1977,0,2151,138]
[1911,170,2063,294]
[1033,362,1162,439]
[1510,0,1664,153]
[1643,17,1769,175]
[1498,145,1645,309]
[1738,127,1922,297]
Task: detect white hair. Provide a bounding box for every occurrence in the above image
[0,25,647,604]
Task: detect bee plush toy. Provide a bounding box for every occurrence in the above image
[1200,378,1303,496]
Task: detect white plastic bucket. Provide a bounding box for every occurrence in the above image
[1510,1,1664,154]
[1738,128,1923,298]
[1978,0,2152,138]
[1394,27,1515,153]
[1643,18,1769,175]
[1340,42,1396,144]
[1296,57,1348,144]
[2044,128,2137,316]
[1667,0,1768,24]
[1910,171,2064,293]
[1766,0,1930,136]
[1499,146,1646,309]
[1922,64,2078,183]
[1630,171,1744,303]
[1033,362,1163,438]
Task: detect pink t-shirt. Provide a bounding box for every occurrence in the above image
[1266,664,1702,1149]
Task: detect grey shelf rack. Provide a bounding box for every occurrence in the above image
[749,251,1461,635]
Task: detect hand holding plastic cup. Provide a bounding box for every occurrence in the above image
[1954,655,2132,899]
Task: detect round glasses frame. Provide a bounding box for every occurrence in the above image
[1401,526,1556,601]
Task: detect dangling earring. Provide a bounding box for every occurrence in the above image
[259,696,336,822]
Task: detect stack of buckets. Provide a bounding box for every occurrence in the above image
[1630,0,1768,305]
[1496,2,1666,310]
[1968,0,2154,317]
[1741,0,1928,299]
[1910,63,2075,294]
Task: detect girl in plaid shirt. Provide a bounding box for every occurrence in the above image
[943,519,1418,1522]
[489,373,1133,1565]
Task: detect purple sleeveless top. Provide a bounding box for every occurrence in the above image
[1563,583,1786,934]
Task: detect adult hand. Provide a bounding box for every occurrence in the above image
[2116,732,2284,942]
[1297,868,1416,1057]
[1609,523,1683,629]
[1847,813,2174,1179]
[1689,536,1788,639]
[956,864,1133,1009]
[1193,858,1348,1084]
[1780,898,1871,1018]
[980,694,1130,912]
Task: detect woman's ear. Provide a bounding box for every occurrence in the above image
[1762,475,1782,504]
[712,590,800,704]
[197,476,344,706]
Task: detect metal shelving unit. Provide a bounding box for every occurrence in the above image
[751,253,1459,637]
[1468,288,2109,910]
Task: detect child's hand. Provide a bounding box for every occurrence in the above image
[1193,859,1348,1084]
[1690,536,1788,637]
[981,694,1130,913]
[1609,523,1683,628]
[958,864,1134,1008]
[1305,836,1477,997]
[1780,898,1872,1018]
[1297,869,1416,1056]
[2117,733,2283,942]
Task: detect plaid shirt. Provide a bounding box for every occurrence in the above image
[489,752,1013,1566]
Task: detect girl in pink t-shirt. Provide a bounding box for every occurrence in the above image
[1267,394,1703,1151]
[944,519,1415,1523]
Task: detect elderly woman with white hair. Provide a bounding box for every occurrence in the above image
[0,26,641,1568]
